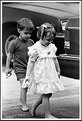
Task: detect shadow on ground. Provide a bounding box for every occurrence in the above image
[2,103,79,119]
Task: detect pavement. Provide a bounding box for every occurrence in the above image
[1,68,81,120]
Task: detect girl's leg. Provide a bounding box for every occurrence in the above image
[43,93,52,117]
[19,78,29,111]
[31,94,43,116]
[43,93,57,118]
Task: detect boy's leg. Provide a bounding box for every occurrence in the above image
[19,78,29,111]
[31,94,43,116]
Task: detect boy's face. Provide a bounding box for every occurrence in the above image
[18,28,32,41]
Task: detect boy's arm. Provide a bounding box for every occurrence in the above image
[54,58,61,78]
[5,52,13,76]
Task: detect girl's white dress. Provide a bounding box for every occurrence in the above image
[24,41,64,94]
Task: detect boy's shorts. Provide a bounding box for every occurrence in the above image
[16,73,26,81]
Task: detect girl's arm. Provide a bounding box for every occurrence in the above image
[54,58,61,78]
[22,59,35,88]
[24,49,38,83]
[25,59,35,81]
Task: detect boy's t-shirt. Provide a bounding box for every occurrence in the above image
[8,37,34,80]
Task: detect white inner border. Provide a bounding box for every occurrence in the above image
[1,1,81,120]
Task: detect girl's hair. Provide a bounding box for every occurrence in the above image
[17,18,34,31]
[37,23,56,40]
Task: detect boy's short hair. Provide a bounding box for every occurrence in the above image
[37,23,56,40]
[17,18,34,31]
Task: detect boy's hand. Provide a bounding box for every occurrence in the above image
[5,68,12,78]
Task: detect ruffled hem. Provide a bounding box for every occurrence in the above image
[28,81,64,94]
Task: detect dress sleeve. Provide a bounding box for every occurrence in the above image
[28,46,39,62]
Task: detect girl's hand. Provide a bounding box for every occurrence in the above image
[57,72,60,78]
[22,76,30,88]
[24,76,30,82]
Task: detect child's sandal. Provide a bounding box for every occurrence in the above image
[21,106,29,112]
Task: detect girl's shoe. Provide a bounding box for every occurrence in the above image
[21,105,29,112]
[45,114,58,119]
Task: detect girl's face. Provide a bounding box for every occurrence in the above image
[41,32,54,46]
[18,28,32,41]
[40,37,53,47]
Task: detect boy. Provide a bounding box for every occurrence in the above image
[5,18,34,111]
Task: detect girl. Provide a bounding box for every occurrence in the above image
[22,23,64,118]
